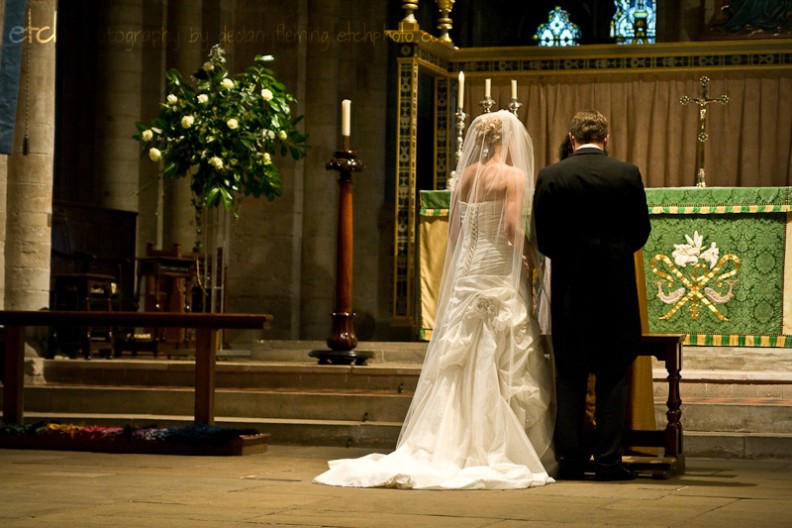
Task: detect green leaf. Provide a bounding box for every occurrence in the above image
[220,187,234,211]
[163,161,179,179]
[165,68,183,84]
[205,186,222,208]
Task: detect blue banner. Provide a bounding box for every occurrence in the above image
[0,0,27,154]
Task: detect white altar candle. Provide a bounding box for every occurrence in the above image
[485,78,491,98]
[511,79,517,99]
[341,99,351,137]
[458,71,465,111]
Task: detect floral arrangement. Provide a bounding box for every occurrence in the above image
[134,44,308,214]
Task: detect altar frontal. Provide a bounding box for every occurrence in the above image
[420,187,792,348]
[644,186,792,347]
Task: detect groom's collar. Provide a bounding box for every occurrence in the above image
[575,143,603,151]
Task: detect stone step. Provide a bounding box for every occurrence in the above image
[655,398,792,434]
[41,358,422,393]
[252,342,792,373]
[250,340,429,364]
[22,382,792,437]
[683,431,792,459]
[651,368,792,434]
[655,368,792,399]
[22,385,413,423]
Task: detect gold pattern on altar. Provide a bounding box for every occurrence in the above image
[651,231,741,321]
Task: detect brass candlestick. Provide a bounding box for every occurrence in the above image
[448,109,467,189]
[479,96,496,113]
[455,109,466,164]
[401,0,420,31]
[508,98,522,116]
[436,0,456,44]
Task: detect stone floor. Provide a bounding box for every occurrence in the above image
[1,445,791,527]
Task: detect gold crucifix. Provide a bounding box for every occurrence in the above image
[679,76,729,187]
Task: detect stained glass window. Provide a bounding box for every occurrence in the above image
[534,7,581,47]
[611,0,656,44]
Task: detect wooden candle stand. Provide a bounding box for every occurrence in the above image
[310,140,373,366]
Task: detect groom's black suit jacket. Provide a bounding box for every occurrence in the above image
[533,147,651,378]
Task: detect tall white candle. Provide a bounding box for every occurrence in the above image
[341,99,351,137]
[485,78,491,98]
[511,79,517,99]
[458,71,465,111]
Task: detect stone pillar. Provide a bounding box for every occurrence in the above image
[163,0,205,251]
[94,0,142,213]
[0,155,7,308]
[300,2,342,339]
[4,0,57,312]
[136,1,168,254]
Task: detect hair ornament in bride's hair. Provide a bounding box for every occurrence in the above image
[474,113,504,145]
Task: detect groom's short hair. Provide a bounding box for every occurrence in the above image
[570,110,608,144]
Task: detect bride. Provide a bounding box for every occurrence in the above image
[314,110,557,489]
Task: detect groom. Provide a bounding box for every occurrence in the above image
[533,110,651,481]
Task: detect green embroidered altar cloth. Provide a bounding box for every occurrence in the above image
[644,187,792,347]
[419,187,792,347]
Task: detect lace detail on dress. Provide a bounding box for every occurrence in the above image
[458,201,512,278]
[461,204,480,277]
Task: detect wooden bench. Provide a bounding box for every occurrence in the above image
[0,310,272,426]
[624,333,685,478]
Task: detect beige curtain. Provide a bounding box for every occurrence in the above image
[464,70,792,188]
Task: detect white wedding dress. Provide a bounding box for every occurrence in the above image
[314,199,557,490]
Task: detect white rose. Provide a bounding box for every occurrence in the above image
[266,130,275,140]
[181,115,195,129]
[203,61,214,72]
[209,156,223,170]
[197,94,209,104]
[148,148,162,161]
[278,130,287,140]
[262,152,272,164]
[167,94,178,104]
[221,78,234,89]
[261,88,273,101]
[227,118,239,130]
[141,129,153,141]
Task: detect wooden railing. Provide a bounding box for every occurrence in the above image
[0,310,272,425]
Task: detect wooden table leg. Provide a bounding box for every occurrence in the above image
[194,327,218,425]
[664,340,684,460]
[3,325,26,424]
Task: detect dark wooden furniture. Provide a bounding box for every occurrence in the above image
[49,202,138,358]
[136,244,199,353]
[1,310,272,426]
[52,273,117,358]
[51,201,137,311]
[624,333,685,478]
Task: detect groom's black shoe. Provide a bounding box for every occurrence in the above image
[594,463,635,481]
[556,461,585,480]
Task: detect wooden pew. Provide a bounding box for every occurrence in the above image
[0,310,271,426]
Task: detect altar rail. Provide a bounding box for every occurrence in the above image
[0,311,272,426]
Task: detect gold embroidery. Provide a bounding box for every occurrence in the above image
[652,253,741,321]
